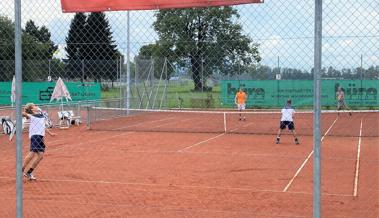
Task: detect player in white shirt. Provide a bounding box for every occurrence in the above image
[336,87,352,116]
[276,99,299,144]
[22,103,56,180]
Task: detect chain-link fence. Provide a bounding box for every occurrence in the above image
[1,0,378,109]
[1,0,379,218]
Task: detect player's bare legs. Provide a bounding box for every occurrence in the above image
[276,129,282,144]
[291,130,300,144]
[30,152,44,170]
[239,110,246,121]
[22,152,36,172]
[344,105,352,116]
[337,102,352,116]
[24,152,44,180]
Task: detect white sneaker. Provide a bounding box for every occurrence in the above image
[24,173,37,180]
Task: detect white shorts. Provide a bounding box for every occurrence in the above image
[337,100,347,109]
[237,103,246,110]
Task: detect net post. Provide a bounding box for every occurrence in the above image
[223,112,227,133]
[86,106,91,129]
[77,101,81,120]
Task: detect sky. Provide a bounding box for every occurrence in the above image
[1,0,378,71]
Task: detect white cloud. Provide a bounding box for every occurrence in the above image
[339,39,354,47]
[53,44,67,59]
[369,55,379,63]
[260,35,282,57]
[322,42,332,53]
[1,0,377,69]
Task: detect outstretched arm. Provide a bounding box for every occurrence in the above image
[46,128,57,136]
[22,111,31,119]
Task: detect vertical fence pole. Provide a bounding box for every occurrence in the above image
[118,57,122,108]
[14,0,23,217]
[314,0,323,218]
[277,56,280,107]
[126,11,131,113]
[360,54,363,105]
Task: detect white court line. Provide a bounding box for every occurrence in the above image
[353,119,363,197]
[0,131,109,163]
[0,118,175,163]
[177,133,225,152]
[0,176,353,197]
[1,198,309,218]
[47,131,135,153]
[3,200,309,218]
[229,120,255,132]
[153,117,194,128]
[283,116,339,192]
[113,117,175,130]
[177,118,259,152]
[48,117,187,152]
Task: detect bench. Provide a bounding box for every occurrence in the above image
[57,110,81,128]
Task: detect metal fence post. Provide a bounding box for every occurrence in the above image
[313,0,323,217]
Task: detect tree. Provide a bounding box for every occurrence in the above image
[24,20,58,59]
[142,7,260,90]
[0,16,14,81]
[65,13,87,80]
[365,66,379,79]
[83,12,119,82]
[138,43,174,80]
[23,20,58,81]
[0,16,58,81]
[65,12,119,83]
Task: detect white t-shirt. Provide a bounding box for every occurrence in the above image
[336,90,345,102]
[281,107,295,122]
[29,114,46,138]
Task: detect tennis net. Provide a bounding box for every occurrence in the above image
[87,107,379,137]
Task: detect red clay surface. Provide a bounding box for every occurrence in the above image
[0,112,378,218]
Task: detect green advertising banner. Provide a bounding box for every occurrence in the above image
[0,82,101,105]
[221,80,379,108]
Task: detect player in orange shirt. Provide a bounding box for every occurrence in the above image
[235,88,248,121]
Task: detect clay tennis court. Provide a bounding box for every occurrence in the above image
[0,111,378,218]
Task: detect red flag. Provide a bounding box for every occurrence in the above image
[61,0,263,12]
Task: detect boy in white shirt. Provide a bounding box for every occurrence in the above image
[22,103,56,180]
[276,99,299,145]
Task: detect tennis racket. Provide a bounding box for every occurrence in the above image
[9,118,28,142]
[9,124,16,141]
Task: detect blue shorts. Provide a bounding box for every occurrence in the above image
[280,121,295,130]
[30,135,45,153]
